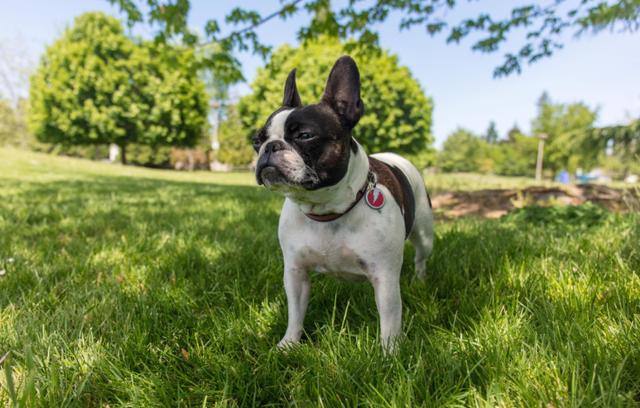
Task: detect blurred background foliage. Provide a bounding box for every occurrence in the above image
[436,93,639,179]
[108,0,640,80]
[0,99,32,149]
[217,105,254,167]
[0,2,637,179]
[28,12,209,164]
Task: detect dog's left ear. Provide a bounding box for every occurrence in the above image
[321,56,364,129]
[282,69,302,108]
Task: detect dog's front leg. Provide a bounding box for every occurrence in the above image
[277,266,310,348]
[371,274,402,353]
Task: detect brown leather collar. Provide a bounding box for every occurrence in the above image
[304,171,373,222]
[304,157,418,240]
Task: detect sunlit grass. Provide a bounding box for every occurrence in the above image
[425,171,556,193]
[0,148,639,406]
[0,147,256,187]
[0,147,560,194]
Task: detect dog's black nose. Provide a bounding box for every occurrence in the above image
[264,140,286,154]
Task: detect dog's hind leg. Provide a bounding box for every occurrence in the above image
[409,190,434,282]
[370,153,434,282]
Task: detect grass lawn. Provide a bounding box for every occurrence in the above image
[1,148,639,407]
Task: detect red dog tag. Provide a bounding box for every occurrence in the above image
[366,187,385,209]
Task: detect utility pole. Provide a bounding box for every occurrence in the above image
[535,133,548,181]
[210,100,221,153]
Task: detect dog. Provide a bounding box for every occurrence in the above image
[252,56,434,351]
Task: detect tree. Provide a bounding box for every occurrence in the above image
[28,12,209,164]
[507,124,524,143]
[585,120,640,177]
[238,36,434,157]
[531,93,598,174]
[0,38,33,108]
[0,100,21,146]
[0,38,34,149]
[217,105,254,167]
[109,0,640,79]
[484,121,499,144]
[438,126,539,176]
[0,98,35,149]
[438,128,489,173]
[495,131,539,176]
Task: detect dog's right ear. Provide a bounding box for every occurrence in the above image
[282,69,302,108]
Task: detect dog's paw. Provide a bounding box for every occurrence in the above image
[276,338,300,351]
[381,334,402,356]
[413,265,427,283]
[412,274,426,284]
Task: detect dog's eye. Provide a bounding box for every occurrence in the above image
[252,133,263,151]
[297,131,314,140]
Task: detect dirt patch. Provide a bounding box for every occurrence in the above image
[431,184,640,219]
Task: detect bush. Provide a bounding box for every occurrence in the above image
[438,127,541,176]
[438,129,489,173]
[170,148,212,170]
[127,145,173,168]
[28,12,209,163]
[217,105,255,167]
[0,99,33,148]
[494,133,538,177]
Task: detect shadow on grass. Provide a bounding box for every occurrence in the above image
[0,174,615,338]
[1,174,639,405]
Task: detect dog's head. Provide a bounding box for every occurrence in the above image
[253,56,364,191]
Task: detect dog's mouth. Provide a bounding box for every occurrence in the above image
[256,163,318,190]
[257,165,288,186]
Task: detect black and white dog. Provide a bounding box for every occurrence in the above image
[252,56,434,351]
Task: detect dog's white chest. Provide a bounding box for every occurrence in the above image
[278,195,406,281]
[291,239,369,281]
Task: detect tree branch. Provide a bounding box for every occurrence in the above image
[197,0,306,49]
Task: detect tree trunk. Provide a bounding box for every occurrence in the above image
[120,144,127,165]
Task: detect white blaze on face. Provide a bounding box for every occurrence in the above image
[259,108,316,186]
[265,109,292,140]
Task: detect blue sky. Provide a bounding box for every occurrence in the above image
[2,0,639,147]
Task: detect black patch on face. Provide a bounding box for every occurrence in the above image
[281,104,352,189]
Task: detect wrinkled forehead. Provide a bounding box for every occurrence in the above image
[288,104,341,132]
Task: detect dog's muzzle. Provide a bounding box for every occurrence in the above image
[256,141,288,186]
